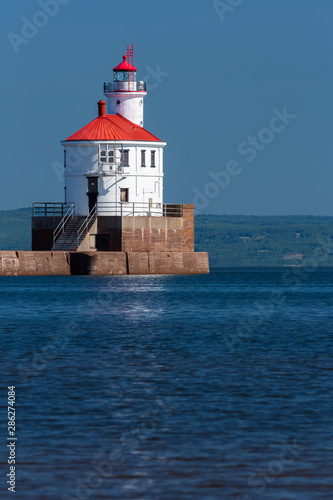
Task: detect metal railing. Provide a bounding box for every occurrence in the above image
[52,203,76,247]
[98,164,125,174]
[163,204,183,217]
[77,204,97,247]
[103,81,146,92]
[33,201,182,221]
[33,202,76,217]
[96,202,182,217]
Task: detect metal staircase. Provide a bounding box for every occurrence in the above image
[52,205,97,251]
[52,216,87,251]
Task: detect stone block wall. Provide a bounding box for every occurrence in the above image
[70,252,209,275]
[0,251,209,276]
[0,251,70,276]
[120,216,184,252]
[117,204,195,253]
[182,204,195,252]
[70,252,127,275]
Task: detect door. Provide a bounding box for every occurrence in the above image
[87,177,98,213]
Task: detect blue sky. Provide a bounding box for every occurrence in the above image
[1,0,332,215]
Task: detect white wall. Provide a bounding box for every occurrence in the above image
[104,91,146,127]
[63,141,166,216]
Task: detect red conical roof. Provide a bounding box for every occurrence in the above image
[64,114,161,142]
[113,55,137,72]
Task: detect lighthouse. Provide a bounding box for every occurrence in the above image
[31,45,209,275]
[63,45,165,217]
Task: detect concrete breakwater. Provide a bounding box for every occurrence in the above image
[0,251,209,276]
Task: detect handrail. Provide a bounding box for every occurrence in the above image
[33,202,75,217]
[95,202,182,217]
[52,203,75,247]
[77,204,97,247]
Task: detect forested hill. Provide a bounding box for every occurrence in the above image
[1,209,333,267]
[195,214,333,267]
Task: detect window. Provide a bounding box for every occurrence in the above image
[114,71,137,83]
[100,146,130,166]
[151,150,156,167]
[120,188,129,202]
[141,150,146,167]
[100,150,107,163]
[121,150,129,166]
[100,146,115,164]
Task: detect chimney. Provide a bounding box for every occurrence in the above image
[98,100,106,117]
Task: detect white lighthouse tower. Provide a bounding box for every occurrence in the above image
[104,45,146,126]
[63,45,166,216]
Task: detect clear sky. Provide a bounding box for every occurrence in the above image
[0,0,332,215]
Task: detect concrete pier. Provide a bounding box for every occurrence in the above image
[0,251,209,276]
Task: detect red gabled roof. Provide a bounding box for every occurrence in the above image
[64,114,162,142]
[113,55,137,72]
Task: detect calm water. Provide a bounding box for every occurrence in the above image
[0,268,332,499]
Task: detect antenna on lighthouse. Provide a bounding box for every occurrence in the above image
[126,43,135,91]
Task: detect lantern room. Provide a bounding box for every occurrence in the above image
[103,44,147,126]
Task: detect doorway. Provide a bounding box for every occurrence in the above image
[87,177,98,213]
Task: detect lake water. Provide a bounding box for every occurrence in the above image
[0,269,332,499]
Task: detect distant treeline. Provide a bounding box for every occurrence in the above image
[195,214,333,266]
[1,208,333,267]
